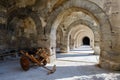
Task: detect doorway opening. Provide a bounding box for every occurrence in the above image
[83,37,90,45]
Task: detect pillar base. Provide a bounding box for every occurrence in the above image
[99,58,120,71]
[99,51,120,71]
[49,54,56,63]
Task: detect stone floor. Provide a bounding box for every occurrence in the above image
[0,46,120,80]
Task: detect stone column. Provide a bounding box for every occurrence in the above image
[59,33,69,53]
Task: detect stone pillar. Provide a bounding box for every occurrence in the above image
[59,43,68,53]
[99,50,120,70]
[49,47,56,63]
[94,46,100,55]
[59,33,69,53]
[94,41,100,54]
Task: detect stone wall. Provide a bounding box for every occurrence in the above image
[99,0,120,70]
[0,0,120,70]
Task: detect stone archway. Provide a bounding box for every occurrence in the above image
[56,26,64,53]
[7,7,43,49]
[65,20,97,53]
[74,30,93,48]
[47,0,114,70]
[7,7,42,34]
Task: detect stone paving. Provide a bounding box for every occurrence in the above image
[0,46,120,80]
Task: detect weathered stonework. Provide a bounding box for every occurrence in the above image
[0,0,120,70]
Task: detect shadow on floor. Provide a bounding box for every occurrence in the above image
[0,60,119,80]
[56,53,97,58]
